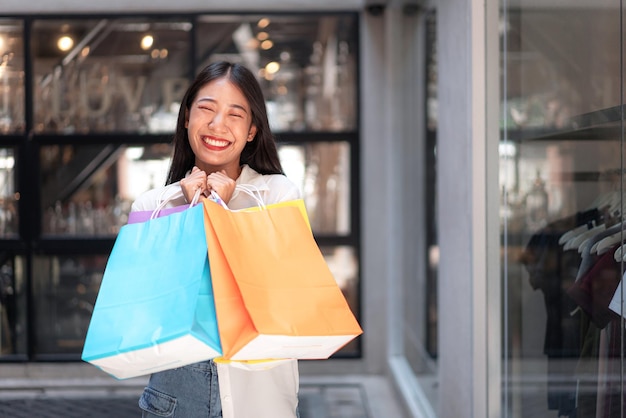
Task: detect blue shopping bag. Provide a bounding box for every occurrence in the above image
[81,203,221,379]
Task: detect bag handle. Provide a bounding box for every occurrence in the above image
[234,184,266,209]
[209,184,265,211]
[210,191,230,209]
[156,185,182,206]
[151,188,202,219]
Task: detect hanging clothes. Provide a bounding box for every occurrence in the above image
[521,208,601,416]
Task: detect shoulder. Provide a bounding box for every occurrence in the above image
[263,173,301,197]
[232,165,301,208]
[130,182,185,212]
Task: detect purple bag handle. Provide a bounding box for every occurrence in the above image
[127,205,190,224]
[127,188,201,224]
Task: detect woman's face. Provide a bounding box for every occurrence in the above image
[185,77,257,178]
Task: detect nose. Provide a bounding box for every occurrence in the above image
[209,111,226,130]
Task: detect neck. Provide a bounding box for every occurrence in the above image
[195,162,242,180]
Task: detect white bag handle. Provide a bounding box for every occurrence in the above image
[210,184,266,212]
[151,188,201,219]
[210,191,230,209]
[234,184,266,209]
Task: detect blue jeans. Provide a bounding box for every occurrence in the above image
[139,361,222,417]
[138,360,301,417]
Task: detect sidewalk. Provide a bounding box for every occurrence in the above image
[0,363,407,417]
[0,384,370,418]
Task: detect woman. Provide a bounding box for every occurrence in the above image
[133,61,301,417]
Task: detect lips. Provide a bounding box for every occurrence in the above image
[202,136,231,149]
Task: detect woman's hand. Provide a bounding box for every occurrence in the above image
[207,170,237,203]
[180,166,208,203]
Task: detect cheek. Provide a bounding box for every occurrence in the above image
[186,116,202,133]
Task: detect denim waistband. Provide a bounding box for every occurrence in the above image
[181,359,216,373]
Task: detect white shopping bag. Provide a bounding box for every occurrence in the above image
[216,358,299,418]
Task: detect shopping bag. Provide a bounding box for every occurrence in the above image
[82,202,221,379]
[203,198,363,361]
[215,358,299,418]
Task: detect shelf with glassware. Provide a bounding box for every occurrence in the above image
[504,104,624,143]
[499,103,626,255]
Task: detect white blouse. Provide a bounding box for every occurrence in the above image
[130,164,301,212]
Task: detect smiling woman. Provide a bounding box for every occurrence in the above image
[129,60,303,418]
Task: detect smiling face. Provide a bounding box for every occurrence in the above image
[185,77,257,179]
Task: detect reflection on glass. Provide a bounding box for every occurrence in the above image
[196,14,357,132]
[501,2,626,417]
[0,255,26,357]
[0,148,18,238]
[320,245,359,355]
[32,18,191,133]
[279,142,350,235]
[40,144,172,236]
[0,19,25,134]
[32,255,107,355]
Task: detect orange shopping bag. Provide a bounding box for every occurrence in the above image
[202,198,362,361]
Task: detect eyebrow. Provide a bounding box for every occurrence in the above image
[196,97,249,114]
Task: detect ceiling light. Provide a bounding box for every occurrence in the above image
[141,35,154,50]
[261,40,273,50]
[125,147,144,161]
[257,18,270,29]
[256,31,269,41]
[265,61,280,75]
[57,36,74,52]
[0,156,14,169]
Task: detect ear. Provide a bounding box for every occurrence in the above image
[184,109,189,129]
[247,125,257,142]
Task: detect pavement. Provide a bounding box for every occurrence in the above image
[0,383,370,418]
[0,373,398,418]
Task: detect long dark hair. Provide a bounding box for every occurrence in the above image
[166,61,284,184]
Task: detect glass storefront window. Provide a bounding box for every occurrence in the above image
[1,12,359,361]
[0,19,24,135]
[321,245,359,356]
[40,143,171,236]
[279,141,351,235]
[195,14,358,133]
[32,255,107,356]
[31,18,191,134]
[0,147,17,238]
[500,1,625,416]
[0,255,26,357]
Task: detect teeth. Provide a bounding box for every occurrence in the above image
[203,137,229,147]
